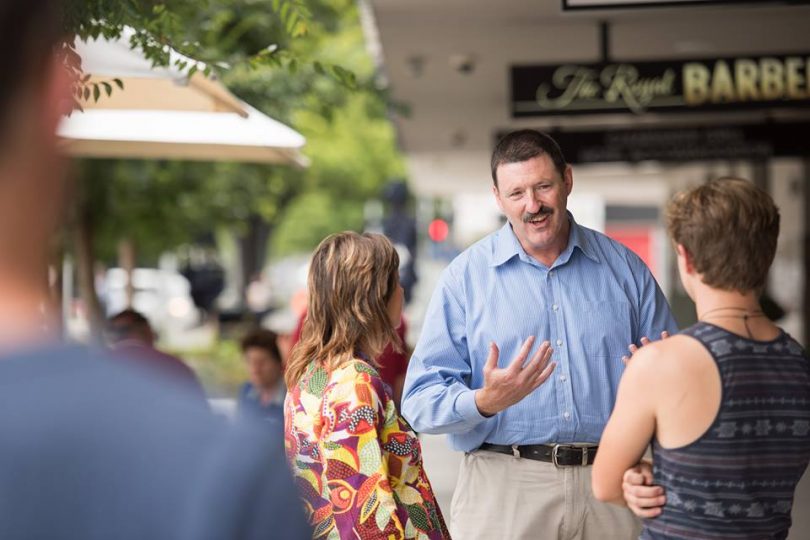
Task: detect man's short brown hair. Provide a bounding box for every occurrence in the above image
[491,130,567,187]
[241,328,282,364]
[666,177,780,293]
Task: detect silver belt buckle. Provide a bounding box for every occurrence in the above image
[511,444,521,458]
[551,444,589,467]
[551,444,562,468]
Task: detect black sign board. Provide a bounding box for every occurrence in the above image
[496,122,809,164]
[511,54,810,117]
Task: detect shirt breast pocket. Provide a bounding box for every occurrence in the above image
[581,300,633,359]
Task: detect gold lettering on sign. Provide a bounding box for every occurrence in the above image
[601,65,676,113]
[683,63,710,105]
[711,61,735,102]
[683,57,810,105]
[786,57,806,99]
[536,66,600,109]
[760,58,783,100]
[735,59,759,101]
[533,56,810,113]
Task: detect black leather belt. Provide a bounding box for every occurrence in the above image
[479,442,597,467]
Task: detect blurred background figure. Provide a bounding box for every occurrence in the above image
[238,328,285,425]
[107,308,207,402]
[180,250,225,325]
[374,318,410,411]
[382,180,418,304]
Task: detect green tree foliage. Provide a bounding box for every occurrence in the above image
[63,0,359,106]
[69,0,404,294]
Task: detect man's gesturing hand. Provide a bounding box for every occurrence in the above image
[474,336,555,417]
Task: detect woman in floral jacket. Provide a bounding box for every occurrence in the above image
[284,232,450,540]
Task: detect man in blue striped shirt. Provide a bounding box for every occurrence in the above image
[402,130,678,539]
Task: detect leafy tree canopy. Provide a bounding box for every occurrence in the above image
[70,0,405,268]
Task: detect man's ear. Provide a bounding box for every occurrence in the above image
[492,183,504,213]
[563,164,573,196]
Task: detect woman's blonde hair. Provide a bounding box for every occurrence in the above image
[285,232,401,388]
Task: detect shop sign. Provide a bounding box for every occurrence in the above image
[511,54,810,117]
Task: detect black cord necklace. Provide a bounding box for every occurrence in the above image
[698,306,765,339]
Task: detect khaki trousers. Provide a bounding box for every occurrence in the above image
[450,449,640,540]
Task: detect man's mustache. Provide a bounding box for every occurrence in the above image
[522,206,553,223]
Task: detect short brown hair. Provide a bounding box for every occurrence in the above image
[284,232,401,388]
[107,309,152,343]
[666,177,780,293]
[491,130,567,187]
[240,328,281,363]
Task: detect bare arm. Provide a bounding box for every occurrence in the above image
[592,347,658,504]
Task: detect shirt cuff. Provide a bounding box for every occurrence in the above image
[455,388,489,425]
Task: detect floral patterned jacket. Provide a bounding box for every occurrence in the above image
[285,359,450,540]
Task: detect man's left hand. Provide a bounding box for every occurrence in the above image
[622,331,670,364]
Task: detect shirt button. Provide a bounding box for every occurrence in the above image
[552,304,559,311]
[549,271,555,277]
[563,411,571,419]
[559,374,567,382]
[556,339,563,347]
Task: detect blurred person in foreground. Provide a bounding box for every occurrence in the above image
[594,178,810,539]
[238,328,285,425]
[402,129,677,539]
[107,308,207,402]
[284,232,450,539]
[0,2,309,538]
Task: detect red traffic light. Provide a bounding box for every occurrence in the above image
[428,218,449,243]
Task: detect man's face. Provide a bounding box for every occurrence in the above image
[493,153,573,265]
[245,346,282,390]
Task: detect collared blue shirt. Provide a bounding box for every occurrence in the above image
[402,214,678,452]
[237,381,286,427]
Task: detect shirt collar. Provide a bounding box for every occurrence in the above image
[247,379,287,405]
[491,211,600,268]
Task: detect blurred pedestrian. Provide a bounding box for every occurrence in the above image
[595,178,810,539]
[0,2,309,539]
[107,308,207,402]
[238,328,285,426]
[375,318,410,411]
[285,232,450,539]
